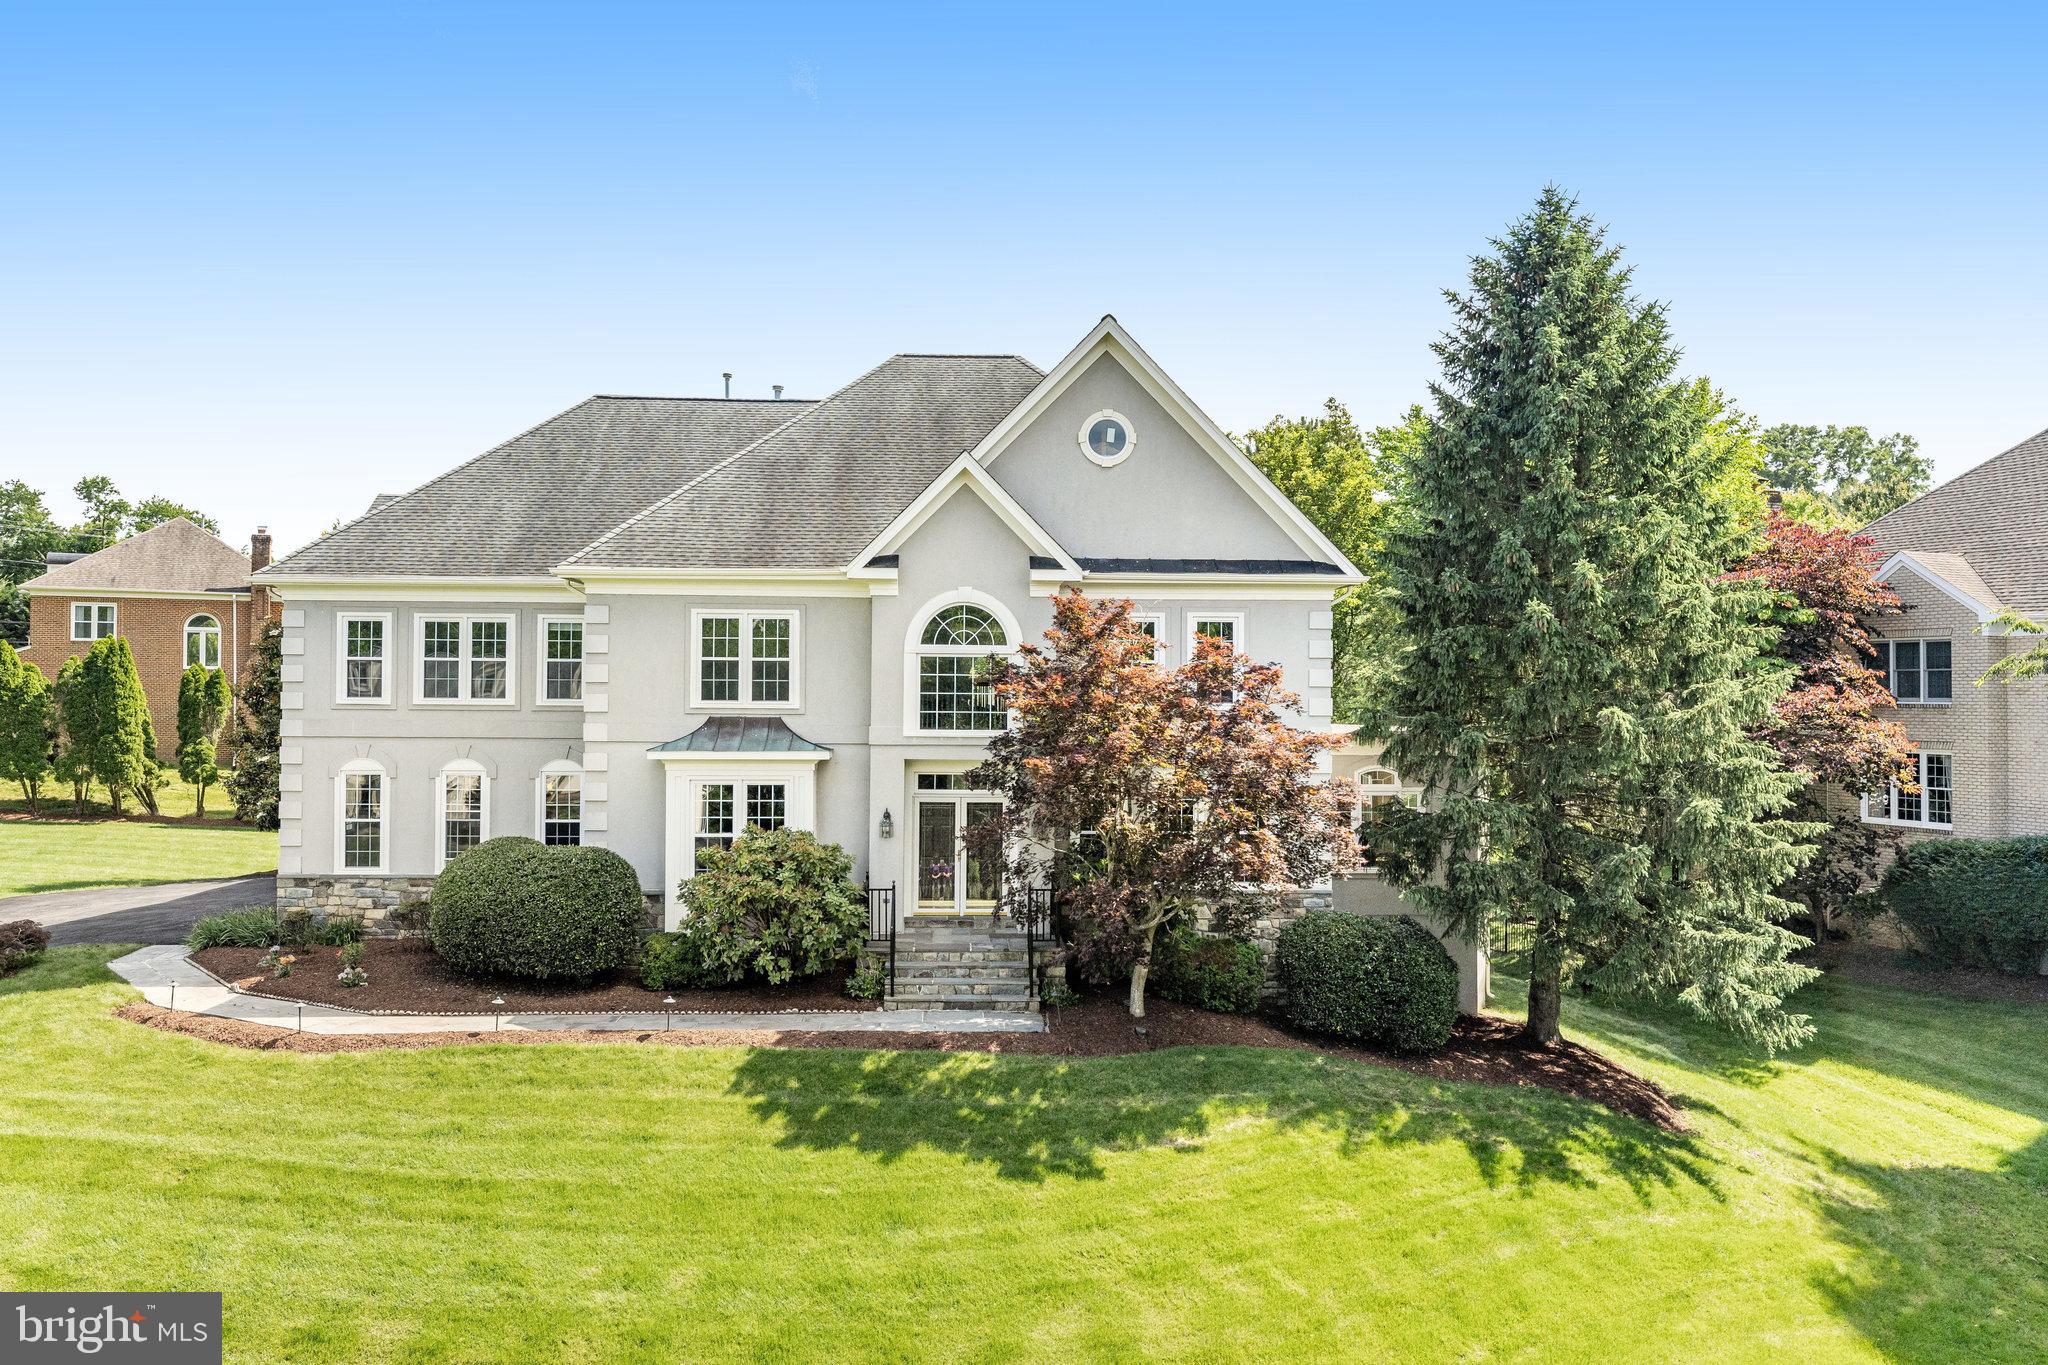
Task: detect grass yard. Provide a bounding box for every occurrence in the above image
[0,778,274,897]
[2,948,2043,1363]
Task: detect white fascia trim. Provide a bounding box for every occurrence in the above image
[553,569,872,597]
[263,575,580,604]
[843,452,1083,576]
[27,586,253,601]
[647,749,831,765]
[1874,552,2004,627]
[969,316,1362,577]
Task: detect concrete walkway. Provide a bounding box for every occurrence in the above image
[108,946,1045,1035]
[4,874,277,946]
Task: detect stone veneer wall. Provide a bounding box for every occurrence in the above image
[276,875,665,935]
[1193,885,1334,1000]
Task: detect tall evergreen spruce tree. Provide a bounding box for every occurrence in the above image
[228,620,283,829]
[1376,190,1817,1051]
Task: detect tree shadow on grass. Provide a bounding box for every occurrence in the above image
[1808,1130,2048,1363]
[727,1044,1720,1194]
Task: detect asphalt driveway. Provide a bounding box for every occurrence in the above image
[0,875,277,946]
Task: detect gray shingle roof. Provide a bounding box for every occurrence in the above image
[1864,425,2048,616]
[565,355,1044,571]
[262,397,814,577]
[648,716,831,754]
[22,518,252,594]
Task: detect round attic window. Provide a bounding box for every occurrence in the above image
[1079,410,1134,467]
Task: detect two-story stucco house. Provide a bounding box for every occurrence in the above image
[1860,425,2048,844]
[255,318,1361,950]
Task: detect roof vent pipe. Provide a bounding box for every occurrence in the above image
[773,385,784,400]
[722,372,732,398]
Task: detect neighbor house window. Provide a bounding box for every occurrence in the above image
[1877,639,1952,704]
[915,602,1008,732]
[338,764,386,871]
[540,617,584,703]
[1862,751,1953,829]
[71,603,115,640]
[183,614,221,668]
[339,614,390,702]
[416,616,513,703]
[438,763,488,868]
[694,610,798,706]
[538,764,582,845]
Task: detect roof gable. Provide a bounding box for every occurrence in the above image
[1864,424,2048,615]
[973,317,1359,574]
[849,453,1078,577]
[22,518,251,595]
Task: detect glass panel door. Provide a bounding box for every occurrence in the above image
[916,800,958,908]
[962,801,1002,908]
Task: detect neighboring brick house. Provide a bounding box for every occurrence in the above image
[19,518,277,759]
[1859,425,2048,845]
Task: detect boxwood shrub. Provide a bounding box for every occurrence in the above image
[1274,910,1458,1053]
[1879,836,2048,974]
[429,836,645,982]
[1150,926,1265,1014]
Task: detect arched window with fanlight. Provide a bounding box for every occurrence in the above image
[911,598,1012,733]
[184,613,222,669]
[1353,767,1423,868]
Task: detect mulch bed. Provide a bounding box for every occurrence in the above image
[190,940,875,1015]
[121,984,1684,1133]
[1819,942,2048,1005]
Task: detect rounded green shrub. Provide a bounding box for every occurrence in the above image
[1150,925,1265,1014]
[1880,836,2048,974]
[680,827,867,984]
[641,930,719,991]
[1274,910,1458,1053]
[429,836,646,982]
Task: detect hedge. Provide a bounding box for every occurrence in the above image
[430,836,645,982]
[1274,911,1458,1053]
[1879,836,2048,974]
[1150,926,1264,1014]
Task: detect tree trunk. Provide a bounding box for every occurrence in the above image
[108,783,123,818]
[1525,931,1562,1046]
[195,782,207,819]
[1127,917,1163,1018]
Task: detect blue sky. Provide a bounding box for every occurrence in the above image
[4,2,2045,556]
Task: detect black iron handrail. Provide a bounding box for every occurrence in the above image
[1019,884,1054,1001]
[866,882,897,1001]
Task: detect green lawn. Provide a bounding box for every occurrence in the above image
[1,775,234,823]
[0,815,274,897]
[1,948,2042,1362]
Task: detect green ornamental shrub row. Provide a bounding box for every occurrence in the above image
[430,836,645,982]
[1274,910,1458,1054]
[1880,836,2048,974]
[677,827,868,985]
[0,919,50,974]
[1149,926,1265,1014]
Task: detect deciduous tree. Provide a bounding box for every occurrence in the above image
[966,591,1354,1017]
[1372,189,1817,1051]
[1761,424,1930,527]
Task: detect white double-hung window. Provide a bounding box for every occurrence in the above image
[416,615,514,704]
[538,761,583,845]
[1876,638,1953,704]
[693,610,798,708]
[438,761,489,869]
[539,617,584,704]
[691,779,788,872]
[337,761,388,872]
[337,613,391,703]
[1863,751,1954,829]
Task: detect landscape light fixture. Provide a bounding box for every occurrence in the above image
[664,996,676,1032]
[492,997,505,1033]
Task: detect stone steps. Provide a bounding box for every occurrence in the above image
[877,919,1040,1013]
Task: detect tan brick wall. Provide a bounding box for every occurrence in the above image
[20,590,273,760]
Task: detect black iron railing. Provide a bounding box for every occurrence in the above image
[1018,884,1054,1002]
[866,882,897,1000]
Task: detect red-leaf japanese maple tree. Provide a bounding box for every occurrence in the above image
[966,590,1354,1017]
[1733,512,1919,939]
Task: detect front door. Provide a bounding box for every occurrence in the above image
[914,791,1003,914]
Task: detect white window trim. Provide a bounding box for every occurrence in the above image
[1078,407,1137,468]
[70,602,116,641]
[652,755,824,927]
[1187,611,1247,661]
[690,608,802,711]
[334,612,395,705]
[535,759,584,845]
[412,613,517,707]
[183,613,223,669]
[902,588,1021,737]
[535,614,586,707]
[1862,750,1954,830]
[1877,637,1954,706]
[335,759,390,874]
[434,760,490,872]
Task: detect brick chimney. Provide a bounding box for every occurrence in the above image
[250,526,272,574]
